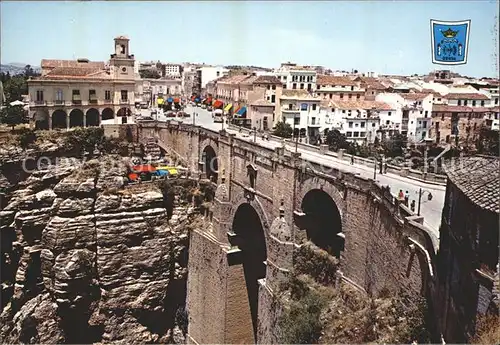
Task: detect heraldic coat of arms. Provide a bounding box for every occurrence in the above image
[431,19,471,65]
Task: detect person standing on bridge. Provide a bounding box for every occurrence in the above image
[398,189,404,202]
[351,155,354,165]
[384,161,388,174]
[404,191,409,206]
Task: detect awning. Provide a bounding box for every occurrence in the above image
[213,100,223,108]
[191,96,196,101]
[224,103,232,112]
[201,98,206,103]
[173,98,180,103]
[195,98,200,103]
[206,97,212,104]
[157,98,164,105]
[234,106,241,114]
[236,106,247,116]
[158,166,178,175]
[167,97,173,103]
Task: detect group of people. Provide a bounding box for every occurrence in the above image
[398,189,416,212]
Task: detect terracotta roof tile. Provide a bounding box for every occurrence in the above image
[444,155,500,214]
[38,67,111,80]
[332,99,393,110]
[218,74,252,85]
[401,93,430,101]
[432,104,496,113]
[281,89,318,100]
[317,75,357,86]
[241,75,259,85]
[253,75,282,85]
[41,59,105,69]
[445,93,490,100]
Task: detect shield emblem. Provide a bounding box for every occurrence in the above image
[431,19,471,65]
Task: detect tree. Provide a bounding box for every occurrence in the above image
[325,129,349,151]
[382,133,407,158]
[0,105,28,131]
[139,69,161,79]
[273,121,293,138]
[3,75,28,103]
[476,127,499,156]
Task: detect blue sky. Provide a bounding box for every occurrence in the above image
[1,1,498,77]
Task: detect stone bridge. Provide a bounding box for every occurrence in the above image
[138,122,439,344]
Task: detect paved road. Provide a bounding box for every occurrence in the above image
[156,104,445,237]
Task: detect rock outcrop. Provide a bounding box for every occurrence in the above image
[1,155,195,344]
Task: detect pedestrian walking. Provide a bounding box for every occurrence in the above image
[351,155,354,165]
[398,189,404,202]
[404,191,409,206]
[384,162,388,174]
[379,160,383,174]
[410,200,416,212]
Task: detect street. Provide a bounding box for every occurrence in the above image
[148,104,445,237]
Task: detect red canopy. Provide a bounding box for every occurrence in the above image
[191,95,196,101]
[213,100,223,109]
[131,165,156,173]
[174,98,180,103]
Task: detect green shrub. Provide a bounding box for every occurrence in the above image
[15,128,37,149]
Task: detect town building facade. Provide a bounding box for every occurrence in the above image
[28,36,136,130]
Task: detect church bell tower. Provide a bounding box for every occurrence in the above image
[109,36,135,80]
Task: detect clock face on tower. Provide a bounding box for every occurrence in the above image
[121,67,127,73]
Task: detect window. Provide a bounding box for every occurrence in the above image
[351,86,354,91]
[372,123,376,127]
[386,120,390,125]
[464,100,468,106]
[55,89,63,101]
[495,98,499,105]
[346,131,352,137]
[121,90,128,101]
[36,90,44,101]
[360,122,365,128]
[420,110,423,114]
[311,117,316,125]
[418,101,422,105]
[317,85,320,90]
[283,84,287,89]
[340,93,344,99]
[342,110,346,113]
[89,89,97,100]
[360,132,366,137]
[292,83,297,89]
[300,103,308,111]
[355,123,359,127]
[353,131,359,137]
[271,95,275,103]
[425,110,428,117]
[216,71,220,77]
[294,117,300,125]
[329,94,333,99]
[300,83,304,89]
[348,94,352,99]
[312,104,317,110]
[283,76,287,81]
[348,122,353,128]
[438,98,441,101]
[307,84,312,90]
[422,121,427,128]
[441,113,445,120]
[288,103,293,110]
[267,85,271,90]
[356,94,360,99]
[72,89,80,97]
[458,100,462,106]
[272,85,276,90]
[472,100,476,106]
[481,100,485,106]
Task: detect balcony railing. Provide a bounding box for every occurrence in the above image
[72,99,82,105]
[54,100,65,105]
[34,100,46,105]
[282,107,300,113]
[89,98,98,104]
[103,99,112,104]
[120,99,129,104]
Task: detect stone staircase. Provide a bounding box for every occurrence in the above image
[144,137,161,161]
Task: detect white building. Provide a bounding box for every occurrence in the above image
[164,63,182,77]
[329,99,391,144]
[196,66,229,92]
[273,63,317,91]
[376,92,433,142]
[279,89,322,142]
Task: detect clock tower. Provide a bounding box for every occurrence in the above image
[109,36,135,80]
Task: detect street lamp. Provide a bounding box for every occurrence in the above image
[253,127,257,142]
[417,188,433,216]
[373,157,377,180]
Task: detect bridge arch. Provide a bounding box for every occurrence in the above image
[101,108,114,121]
[230,201,268,342]
[202,145,218,182]
[296,176,345,256]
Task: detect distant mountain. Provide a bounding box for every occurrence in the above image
[0,63,41,75]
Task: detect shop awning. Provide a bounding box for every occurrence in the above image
[195,98,200,103]
[157,98,164,105]
[213,100,223,108]
[191,96,196,101]
[236,106,247,116]
[174,98,180,103]
[224,103,232,112]
[206,97,212,104]
[234,106,241,114]
[167,97,173,103]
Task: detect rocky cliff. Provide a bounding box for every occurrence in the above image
[0,155,196,344]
